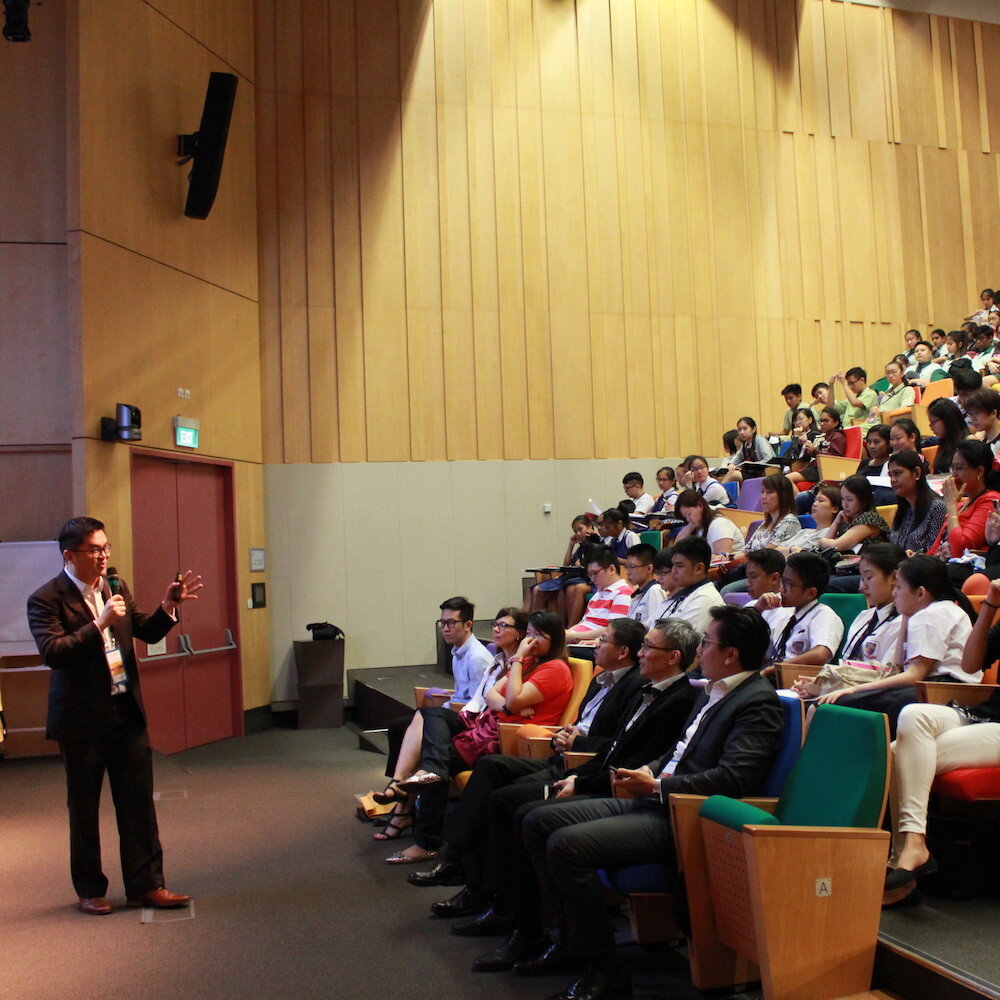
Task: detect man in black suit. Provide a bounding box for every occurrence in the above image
[408,618,649,893]
[515,604,783,1000]
[26,516,202,915]
[459,617,701,972]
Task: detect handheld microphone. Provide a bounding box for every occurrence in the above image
[106,567,122,596]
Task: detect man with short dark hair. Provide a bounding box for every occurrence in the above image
[650,536,724,633]
[566,551,632,641]
[621,543,665,628]
[436,596,494,706]
[770,383,803,438]
[621,472,654,515]
[830,366,877,425]
[27,516,203,915]
[905,341,946,387]
[507,606,783,1000]
[952,365,984,423]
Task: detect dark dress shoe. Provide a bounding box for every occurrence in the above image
[407,860,465,887]
[473,929,547,973]
[78,897,112,915]
[882,884,924,910]
[127,887,191,908]
[884,856,937,890]
[430,886,490,918]
[514,939,580,977]
[450,907,516,937]
[544,966,632,1000]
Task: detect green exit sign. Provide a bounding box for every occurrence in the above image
[173,417,200,449]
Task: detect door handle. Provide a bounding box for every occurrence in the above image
[181,629,238,656]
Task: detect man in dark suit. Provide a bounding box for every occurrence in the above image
[408,618,649,893]
[26,516,202,915]
[457,617,701,972]
[514,604,783,1000]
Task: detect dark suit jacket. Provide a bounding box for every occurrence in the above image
[27,570,176,741]
[572,675,700,798]
[570,665,644,754]
[644,671,783,808]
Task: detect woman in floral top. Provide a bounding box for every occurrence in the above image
[815,475,889,552]
[888,451,947,554]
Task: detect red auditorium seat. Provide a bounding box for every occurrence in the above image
[933,768,1000,802]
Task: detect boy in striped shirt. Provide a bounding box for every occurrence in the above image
[565,549,633,642]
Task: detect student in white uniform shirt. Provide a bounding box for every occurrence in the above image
[790,543,905,700]
[622,544,667,629]
[673,490,745,556]
[809,555,979,735]
[650,537,725,635]
[678,454,732,508]
[745,549,786,616]
[758,551,844,674]
[622,472,655,515]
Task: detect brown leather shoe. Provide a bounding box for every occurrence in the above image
[78,896,113,915]
[127,887,191,908]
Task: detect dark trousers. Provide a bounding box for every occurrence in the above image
[442,753,559,874]
[411,707,468,850]
[59,695,164,899]
[521,798,674,961]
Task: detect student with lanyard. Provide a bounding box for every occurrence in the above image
[757,551,844,673]
[871,360,915,422]
[651,536,725,635]
[963,387,1000,461]
[791,544,905,701]
[648,466,679,514]
[815,556,979,737]
[678,455,731,508]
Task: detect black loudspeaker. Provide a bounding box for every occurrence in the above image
[179,71,238,220]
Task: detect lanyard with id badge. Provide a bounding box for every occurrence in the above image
[95,582,128,694]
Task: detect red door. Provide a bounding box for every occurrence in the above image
[130,453,242,753]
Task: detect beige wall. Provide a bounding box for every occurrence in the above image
[62,0,270,709]
[257,0,1000,465]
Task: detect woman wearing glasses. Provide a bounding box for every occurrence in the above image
[374,611,572,865]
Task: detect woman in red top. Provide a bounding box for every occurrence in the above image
[787,406,847,485]
[930,439,1000,558]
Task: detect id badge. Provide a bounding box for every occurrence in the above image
[105,645,127,686]
[789,639,805,656]
[863,638,879,660]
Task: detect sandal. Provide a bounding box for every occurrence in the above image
[372,804,413,841]
[372,780,408,805]
[385,847,438,865]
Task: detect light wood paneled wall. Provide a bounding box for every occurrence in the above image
[257,0,1000,459]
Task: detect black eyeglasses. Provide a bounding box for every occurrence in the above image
[492,621,516,631]
[71,544,112,556]
[435,619,464,629]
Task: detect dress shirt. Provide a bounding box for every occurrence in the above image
[840,604,900,665]
[621,672,687,733]
[65,567,125,694]
[574,665,633,735]
[463,652,507,715]
[766,600,844,665]
[450,634,494,706]
[627,580,668,628]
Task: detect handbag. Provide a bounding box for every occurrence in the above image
[452,707,501,767]
[306,622,344,641]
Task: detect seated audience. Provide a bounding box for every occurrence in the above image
[809,382,831,423]
[621,544,666,628]
[791,543,905,701]
[905,341,947,387]
[758,551,845,669]
[926,398,969,474]
[429,619,703,955]
[652,536,726,633]
[373,608,529,855]
[621,472,654,515]
[929,328,948,359]
[770,383,803,438]
[951,365,983,418]
[598,506,640,557]
[566,550,633,640]
[506,606,783,1000]
[815,556,979,734]
[723,416,775,483]
[782,486,843,551]
[971,325,999,373]
[902,328,920,366]
[830,367,878,425]
[648,466,678,513]
[855,424,897,504]
[814,475,889,553]
[525,515,601,617]
[929,439,1000,562]
[888,450,947,554]
[786,406,847,485]
[678,455,732,507]
[889,417,923,458]
[964,287,996,324]
[744,548,785,601]
[883,580,1000,908]
[673,489,744,556]
[963,387,1000,458]
[783,407,820,466]
[941,330,974,371]
[873,360,916,420]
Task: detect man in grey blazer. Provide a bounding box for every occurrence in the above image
[513,604,783,1000]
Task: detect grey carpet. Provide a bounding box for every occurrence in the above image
[1,729,708,1000]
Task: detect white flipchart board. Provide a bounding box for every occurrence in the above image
[0,541,63,656]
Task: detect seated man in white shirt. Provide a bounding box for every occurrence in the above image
[621,472,654,515]
[756,551,844,674]
[566,550,633,642]
[905,341,947,388]
[651,537,725,634]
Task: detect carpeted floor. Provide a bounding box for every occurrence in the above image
[1,729,709,1000]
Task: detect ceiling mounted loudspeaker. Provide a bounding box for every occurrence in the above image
[177,71,238,220]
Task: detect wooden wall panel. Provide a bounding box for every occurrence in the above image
[257,0,1000,459]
